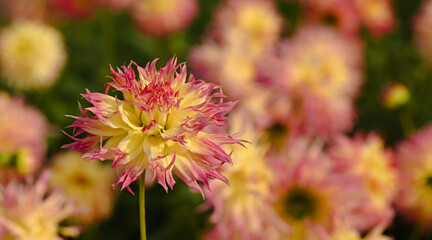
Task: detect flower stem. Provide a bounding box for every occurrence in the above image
[139,172,147,240]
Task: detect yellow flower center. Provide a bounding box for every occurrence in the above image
[71,174,90,186]
[425,175,432,187]
[266,124,287,150]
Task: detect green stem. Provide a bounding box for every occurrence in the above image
[139,172,147,240]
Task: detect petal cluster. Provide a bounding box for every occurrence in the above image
[212,0,282,58]
[189,0,282,131]
[271,140,360,239]
[0,172,79,240]
[204,113,288,240]
[300,0,395,36]
[328,133,397,231]
[276,25,362,137]
[131,0,198,37]
[49,151,117,224]
[0,20,66,90]
[0,92,48,180]
[64,57,241,195]
[395,125,432,230]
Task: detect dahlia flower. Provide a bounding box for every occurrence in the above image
[414,0,432,64]
[0,21,66,90]
[354,0,395,36]
[328,133,396,231]
[131,0,198,37]
[395,125,432,230]
[190,42,258,100]
[301,0,394,37]
[204,113,288,240]
[0,92,48,181]
[49,151,117,224]
[190,0,281,105]
[64,57,242,195]
[212,0,282,58]
[303,0,361,36]
[272,139,360,239]
[0,172,81,240]
[277,25,362,137]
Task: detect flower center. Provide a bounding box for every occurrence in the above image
[284,187,317,220]
[322,14,338,26]
[72,174,89,186]
[426,175,432,187]
[267,123,287,150]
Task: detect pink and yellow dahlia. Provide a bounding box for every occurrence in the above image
[189,42,257,100]
[204,113,288,240]
[131,0,198,37]
[300,0,394,37]
[0,20,66,90]
[277,25,362,138]
[414,0,432,64]
[395,125,432,230]
[190,43,280,131]
[303,0,361,36]
[354,0,395,37]
[189,0,281,104]
[328,133,396,231]
[0,172,81,240]
[49,151,117,224]
[212,0,282,58]
[64,57,242,195]
[0,92,48,181]
[272,139,359,239]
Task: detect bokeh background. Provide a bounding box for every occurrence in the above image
[1,0,432,239]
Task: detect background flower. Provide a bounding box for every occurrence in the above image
[203,112,288,240]
[131,0,198,37]
[0,92,48,181]
[395,125,432,231]
[49,151,117,224]
[328,133,397,231]
[275,25,362,138]
[0,20,66,90]
[0,172,81,240]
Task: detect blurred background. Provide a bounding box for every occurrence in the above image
[1,0,432,239]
